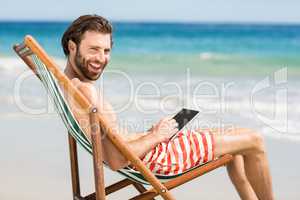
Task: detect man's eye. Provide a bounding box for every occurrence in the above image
[104,49,111,54]
[89,48,98,53]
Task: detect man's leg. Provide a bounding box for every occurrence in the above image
[212,128,274,200]
[196,127,259,200]
[227,155,258,200]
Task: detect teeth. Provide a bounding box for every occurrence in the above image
[90,63,100,69]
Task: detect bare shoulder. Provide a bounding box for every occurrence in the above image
[71,78,98,105]
[69,78,117,122]
[71,78,96,94]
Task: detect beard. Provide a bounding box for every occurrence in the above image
[74,48,107,81]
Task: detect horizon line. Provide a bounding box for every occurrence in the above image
[0,19,300,26]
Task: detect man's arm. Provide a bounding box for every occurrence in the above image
[73,79,178,170]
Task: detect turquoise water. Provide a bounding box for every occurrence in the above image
[0,22,299,75]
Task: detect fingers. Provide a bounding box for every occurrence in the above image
[171,127,179,135]
[152,118,180,142]
[159,119,177,129]
[160,117,178,125]
[170,119,178,128]
[166,119,178,129]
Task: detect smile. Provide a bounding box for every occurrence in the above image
[89,63,102,73]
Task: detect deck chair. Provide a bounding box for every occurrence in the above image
[13,35,233,200]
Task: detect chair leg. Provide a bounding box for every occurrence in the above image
[132,183,155,200]
[105,179,133,195]
[68,133,81,199]
[90,107,106,200]
[132,182,147,193]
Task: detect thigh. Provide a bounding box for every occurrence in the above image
[196,126,254,136]
[209,127,259,157]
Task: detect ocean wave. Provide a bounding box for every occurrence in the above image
[261,127,300,143]
[198,52,229,61]
[0,112,59,119]
[0,56,66,75]
[0,57,24,74]
[2,92,300,143]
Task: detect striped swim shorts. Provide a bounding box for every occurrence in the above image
[141,129,215,175]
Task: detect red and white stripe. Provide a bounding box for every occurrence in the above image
[141,129,215,175]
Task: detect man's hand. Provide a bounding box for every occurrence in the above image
[150,117,179,142]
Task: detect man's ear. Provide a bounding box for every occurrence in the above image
[68,40,77,54]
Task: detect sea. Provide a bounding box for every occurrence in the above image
[0,22,299,200]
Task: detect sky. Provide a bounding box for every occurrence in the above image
[2,0,300,23]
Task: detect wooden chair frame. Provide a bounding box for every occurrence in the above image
[13,35,233,200]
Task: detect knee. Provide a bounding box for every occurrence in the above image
[250,131,266,154]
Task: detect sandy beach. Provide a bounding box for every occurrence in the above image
[0,115,299,200]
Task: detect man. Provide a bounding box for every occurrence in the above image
[62,15,274,200]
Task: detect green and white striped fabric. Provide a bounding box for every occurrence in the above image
[30,53,203,185]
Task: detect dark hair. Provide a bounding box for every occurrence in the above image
[61,14,113,56]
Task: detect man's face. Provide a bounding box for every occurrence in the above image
[73,31,111,81]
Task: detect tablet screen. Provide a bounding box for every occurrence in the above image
[173,108,199,131]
